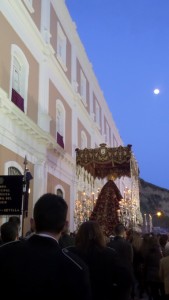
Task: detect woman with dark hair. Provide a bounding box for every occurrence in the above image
[68,220,134,300]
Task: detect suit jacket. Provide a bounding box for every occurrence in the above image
[0,234,92,299]
[107,236,133,265]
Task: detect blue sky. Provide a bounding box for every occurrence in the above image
[65,0,169,189]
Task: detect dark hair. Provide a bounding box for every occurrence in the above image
[1,221,18,243]
[9,216,20,227]
[114,223,126,235]
[33,193,68,234]
[75,221,106,254]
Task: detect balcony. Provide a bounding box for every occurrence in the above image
[12,89,24,112]
[57,132,64,148]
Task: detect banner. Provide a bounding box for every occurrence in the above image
[0,175,23,215]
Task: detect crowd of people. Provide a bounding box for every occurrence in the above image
[0,193,169,300]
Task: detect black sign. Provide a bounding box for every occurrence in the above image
[0,175,23,215]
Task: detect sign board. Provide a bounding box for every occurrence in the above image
[0,175,23,215]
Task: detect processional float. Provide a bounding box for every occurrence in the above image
[74,143,143,236]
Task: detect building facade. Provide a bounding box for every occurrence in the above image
[0,0,138,234]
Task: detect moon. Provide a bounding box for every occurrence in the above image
[153,88,160,95]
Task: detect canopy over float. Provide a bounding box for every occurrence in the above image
[75,143,142,235]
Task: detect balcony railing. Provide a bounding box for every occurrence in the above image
[12,89,24,112]
[57,132,64,148]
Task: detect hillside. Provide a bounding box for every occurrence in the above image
[139,178,169,229]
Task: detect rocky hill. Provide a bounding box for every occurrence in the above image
[139,178,169,229]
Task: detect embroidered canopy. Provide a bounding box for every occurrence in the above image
[75,143,139,180]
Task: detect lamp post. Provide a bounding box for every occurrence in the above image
[145,211,164,234]
[143,213,148,233]
[21,155,33,237]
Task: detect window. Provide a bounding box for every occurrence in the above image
[23,0,34,13]
[41,0,51,44]
[4,161,23,176]
[8,167,22,175]
[57,23,67,70]
[56,188,63,198]
[10,45,29,112]
[95,101,100,127]
[80,70,87,105]
[113,135,118,147]
[55,185,65,199]
[105,122,110,145]
[81,131,87,149]
[56,100,65,148]
[13,57,21,93]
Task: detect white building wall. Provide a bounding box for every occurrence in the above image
[0,0,139,232]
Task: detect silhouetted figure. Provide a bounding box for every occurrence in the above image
[107,223,134,299]
[143,234,165,300]
[159,234,168,257]
[159,247,169,299]
[0,193,92,300]
[9,216,21,238]
[68,220,134,300]
[107,223,133,265]
[0,221,18,244]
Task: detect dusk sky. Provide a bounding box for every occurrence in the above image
[65,1,169,190]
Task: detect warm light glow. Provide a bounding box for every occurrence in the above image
[74,191,97,228]
[118,187,137,228]
[156,211,162,217]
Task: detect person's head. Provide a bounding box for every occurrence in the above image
[114,223,127,238]
[9,216,20,228]
[75,221,106,253]
[33,193,68,236]
[8,216,21,236]
[1,221,18,243]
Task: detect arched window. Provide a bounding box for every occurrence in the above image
[55,185,65,199]
[95,101,100,127]
[81,131,87,149]
[56,188,63,198]
[1,162,23,227]
[8,167,22,175]
[10,44,29,112]
[56,100,65,148]
[105,122,110,146]
[80,70,87,105]
[4,161,23,176]
[57,22,67,71]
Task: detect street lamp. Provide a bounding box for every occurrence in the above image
[21,155,33,236]
[143,211,164,233]
[156,211,163,217]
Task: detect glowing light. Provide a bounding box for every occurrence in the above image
[153,89,160,95]
[156,211,162,217]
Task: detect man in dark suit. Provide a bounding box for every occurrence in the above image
[108,223,133,264]
[0,193,91,299]
[107,223,134,300]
